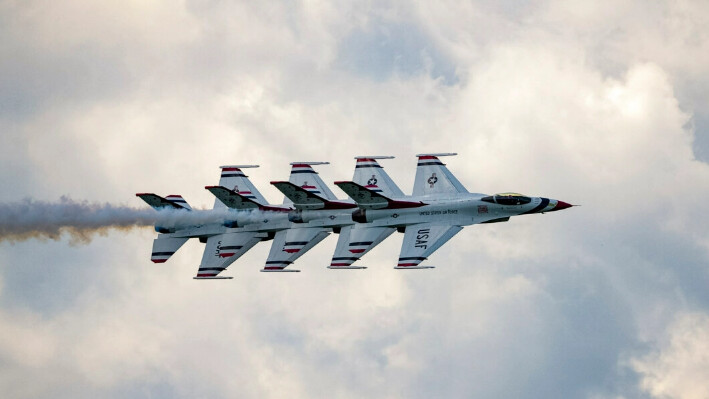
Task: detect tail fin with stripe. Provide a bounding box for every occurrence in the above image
[214,165,268,209]
[352,156,405,197]
[284,162,337,204]
[412,153,468,197]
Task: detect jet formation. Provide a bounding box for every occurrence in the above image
[137,154,573,279]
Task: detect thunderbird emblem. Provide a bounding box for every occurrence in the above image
[428,173,438,188]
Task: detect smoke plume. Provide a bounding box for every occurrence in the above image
[0,197,241,244]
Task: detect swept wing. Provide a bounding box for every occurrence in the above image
[328,225,396,269]
[395,223,463,269]
[194,232,267,278]
[262,228,330,272]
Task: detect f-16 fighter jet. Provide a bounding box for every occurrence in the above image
[211,162,342,273]
[333,153,572,269]
[271,156,408,269]
[138,165,290,279]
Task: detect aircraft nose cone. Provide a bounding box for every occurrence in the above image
[554,200,573,211]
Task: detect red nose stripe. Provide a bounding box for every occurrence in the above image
[555,201,573,211]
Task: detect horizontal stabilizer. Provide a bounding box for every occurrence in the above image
[272,181,355,210]
[151,236,189,263]
[136,193,190,210]
[394,266,435,269]
[334,181,425,210]
[205,186,261,209]
[327,266,367,269]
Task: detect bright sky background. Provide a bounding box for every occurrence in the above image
[2,1,709,398]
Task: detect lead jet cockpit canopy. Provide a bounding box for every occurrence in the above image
[481,193,532,206]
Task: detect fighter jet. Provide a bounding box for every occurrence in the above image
[209,162,341,273]
[270,156,410,269]
[333,153,572,268]
[139,164,314,279]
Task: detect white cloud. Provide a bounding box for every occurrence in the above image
[632,312,709,399]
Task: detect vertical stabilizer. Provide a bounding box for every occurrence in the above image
[215,165,268,209]
[284,162,337,204]
[412,153,468,196]
[352,156,405,198]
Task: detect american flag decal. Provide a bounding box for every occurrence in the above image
[477,205,488,214]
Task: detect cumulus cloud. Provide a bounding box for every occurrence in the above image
[1,0,709,398]
[632,312,709,399]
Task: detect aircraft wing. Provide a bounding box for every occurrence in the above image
[395,223,463,269]
[272,181,355,210]
[205,186,262,209]
[328,225,396,269]
[412,153,469,196]
[195,231,266,278]
[262,227,330,272]
[136,193,187,210]
[335,181,425,210]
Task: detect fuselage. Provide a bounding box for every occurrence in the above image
[328,192,569,227]
[158,192,570,240]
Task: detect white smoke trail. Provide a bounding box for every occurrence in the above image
[0,197,270,244]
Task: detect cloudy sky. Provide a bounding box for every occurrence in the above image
[2,0,709,397]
